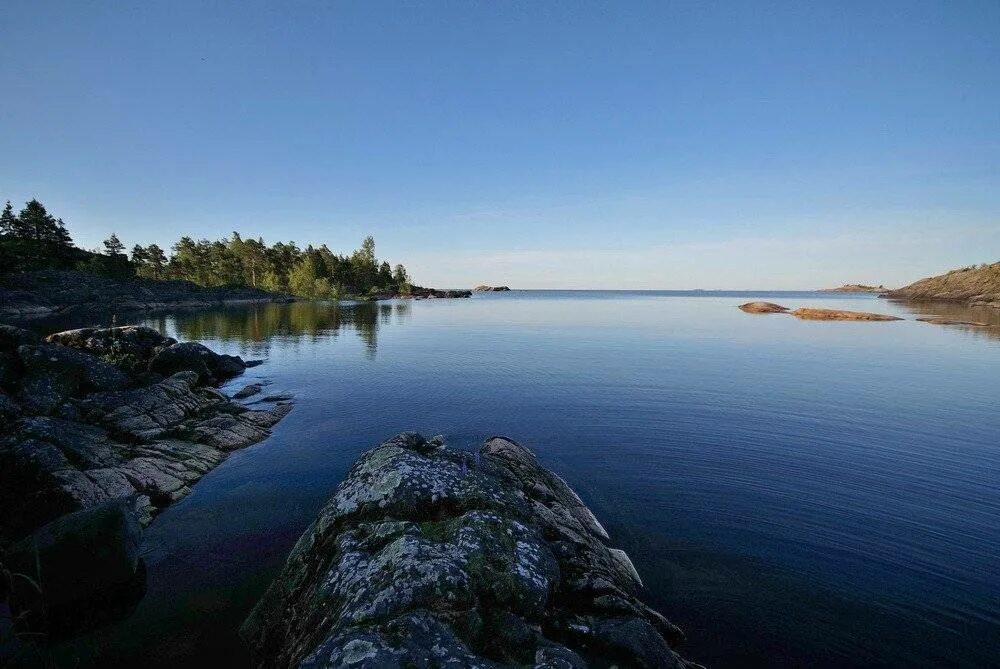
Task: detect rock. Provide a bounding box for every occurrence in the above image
[16,343,130,414]
[790,308,902,321]
[148,341,245,383]
[0,331,292,547]
[242,433,697,669]
[46,325,176,371]
[0,390,21,422]
[0,324,38,353]
[916,317,990,327]
[473,285,512,292]
[738,302,789,314]
[233,383,263,399]
[3,499,142,609]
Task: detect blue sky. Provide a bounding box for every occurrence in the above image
[2,1,998,288]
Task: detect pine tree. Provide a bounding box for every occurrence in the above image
[103,233,125,257]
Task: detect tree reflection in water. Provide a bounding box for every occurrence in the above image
[160,300,412,358]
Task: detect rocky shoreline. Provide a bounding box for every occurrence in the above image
[242,432,699,669]
[0,269,294,321]
[0,323,291,652]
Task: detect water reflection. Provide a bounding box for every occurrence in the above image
[150,300,411,358]
[886,299,1000,342]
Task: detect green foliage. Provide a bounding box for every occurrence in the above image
[1,197,414,296]
[0,199,79,272]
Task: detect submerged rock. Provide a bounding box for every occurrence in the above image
[738,302,788,314]
[242,433,699,669]
[790,308,902,321]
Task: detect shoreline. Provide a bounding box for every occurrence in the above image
[0,323,292,653]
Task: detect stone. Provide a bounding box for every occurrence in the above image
[0,329,291,549]
[16,343,130,414]
[738,302,788,313]
[3,499,142,608]
[148,341,245,383]
[242,433,697,669]
[233,382,263,399]
[0,325,38,353]
[790,308,902,321]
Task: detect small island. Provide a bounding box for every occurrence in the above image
[886,261,1000,308]
[473,285,512,292]
[820,283,886,293]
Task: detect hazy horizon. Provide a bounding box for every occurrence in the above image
[3,1,998,289]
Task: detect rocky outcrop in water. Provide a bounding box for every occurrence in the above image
[242,433,699,669]
[737,302,788,313]
[473,285,512,292]
[885,261,1000,307]
[789,308,902,321]
[0,269,293,321]
[0,325,291,543]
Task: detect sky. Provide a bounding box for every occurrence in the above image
[2,1,998,289]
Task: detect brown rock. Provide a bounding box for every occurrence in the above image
[738,302,789,314]
[790,308,902,321]
[916,317,989,327]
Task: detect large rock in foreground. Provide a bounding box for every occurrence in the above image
[243,433,699,669]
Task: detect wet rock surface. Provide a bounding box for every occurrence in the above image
[0,324,291,544]
[243,433,700,669]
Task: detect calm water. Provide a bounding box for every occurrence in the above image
[50,291,1000,667]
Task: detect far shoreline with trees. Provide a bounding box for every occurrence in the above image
[1,198,414,299]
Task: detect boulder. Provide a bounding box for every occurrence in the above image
[3,499,142,609]
[148,341,245,384]
[242,433,697,669]
[0,325,38,353]
[16,344,130,414]
[738,302,788,314]
[45,325,176,370]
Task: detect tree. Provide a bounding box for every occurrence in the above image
[0,201,19,236]
[393,264,410,294]
[288,254,321,298]
[146,244,167,279]
[103,233,125,257]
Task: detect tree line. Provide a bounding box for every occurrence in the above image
[1,198,411,298]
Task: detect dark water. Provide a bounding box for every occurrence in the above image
[49,291,1000,667]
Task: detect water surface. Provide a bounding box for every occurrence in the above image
[52,291,1000,667]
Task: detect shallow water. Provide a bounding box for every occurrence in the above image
[49,291,1000,667]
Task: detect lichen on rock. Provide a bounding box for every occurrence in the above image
[242,433,699,669]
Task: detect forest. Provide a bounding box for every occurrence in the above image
[0,199,410,298]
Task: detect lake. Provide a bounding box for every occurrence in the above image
[50,291,1000,667]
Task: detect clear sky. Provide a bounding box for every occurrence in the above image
[2,1,998,289]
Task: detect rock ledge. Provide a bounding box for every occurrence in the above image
[243,433,699,669]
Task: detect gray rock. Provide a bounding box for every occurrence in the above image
[16,343,129,413]
[148,341,245,383]
[45,325,176,372]
[242,434,698,669]
[1,335,292,545]
[233,382,263,399]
